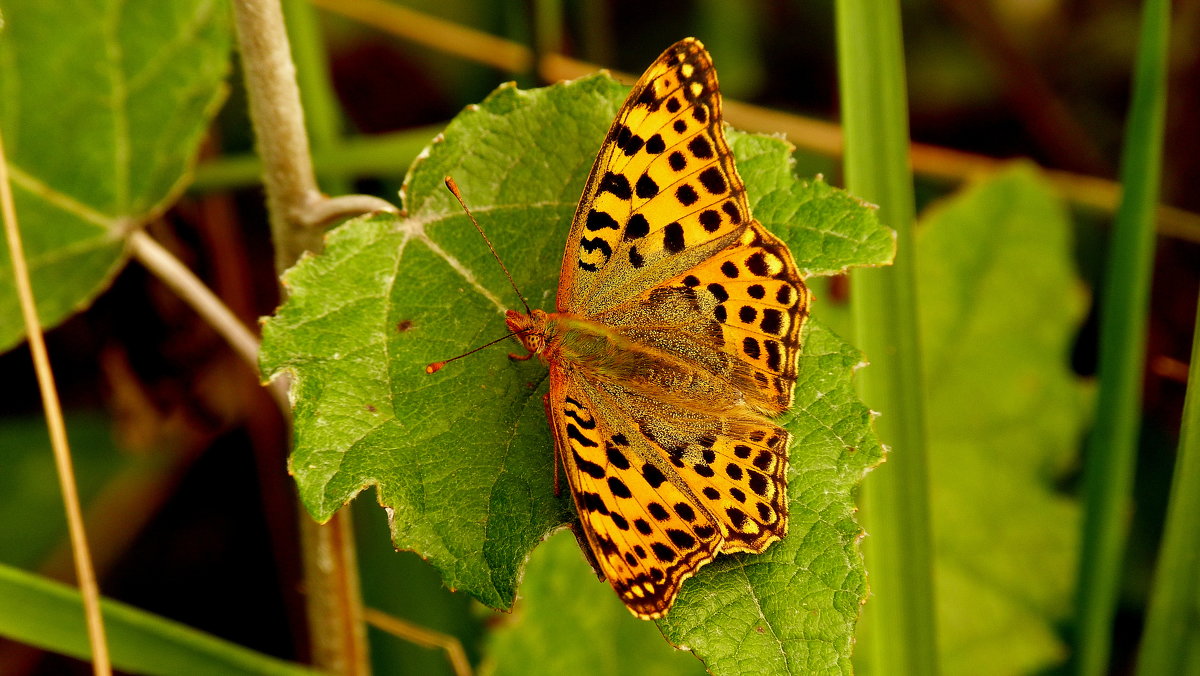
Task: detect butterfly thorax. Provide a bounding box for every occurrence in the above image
[506,309,744,411]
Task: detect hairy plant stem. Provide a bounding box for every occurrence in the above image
[230,0,370,672]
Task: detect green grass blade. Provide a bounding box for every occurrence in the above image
[1137,291,1200,674]
[1074,0,1170,673]
[0,564,319,676]
[835,1,939,673]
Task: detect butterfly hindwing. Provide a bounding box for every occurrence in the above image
[671,222,810,414]
[549,367,722,619]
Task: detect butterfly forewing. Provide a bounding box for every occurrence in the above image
[559,39,754,315]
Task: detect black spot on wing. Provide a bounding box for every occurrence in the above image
[579,237,612,266]
[722,201,742,224]
[567,423,598,447]
[742,336,760,359]
[573,450,605,479]
[642,463,667,488]
[563,407,595,429]
[583,492,609,514]
[698,167,727,194]
[585,209,619,231]
[761,309,783,335]
[754,450,773,470]
[606,445,631,469]
[688,136,713,159]
[635,173,659,199]
[648,502,670,520]
[628,246,645,268]
[706,283,729,302]
[747,470,768,496]
[674,503,697,521]
[746,252,769,276]
[598,172,631,200]
[652,543,676,562]
[624,213,650,240]
[608,476,633,499]
[664,222,685,253]
[667,529,696,549]
[764,339,782,371]
[675,184,699,206]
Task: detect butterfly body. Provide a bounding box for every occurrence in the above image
[509,38,810,619]
[509,310,747,411]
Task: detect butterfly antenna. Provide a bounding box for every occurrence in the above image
[444,177,532,315]
[425,329,529,374]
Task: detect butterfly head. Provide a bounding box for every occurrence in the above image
[505,308,555,356]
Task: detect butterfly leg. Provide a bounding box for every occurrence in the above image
[568,521,605,580]
[543,393,563,497]
[507,351,534,361]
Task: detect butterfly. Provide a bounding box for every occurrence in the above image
[502,38,810,619]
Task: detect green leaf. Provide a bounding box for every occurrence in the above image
[260,73,892,670]
[0,0,232,352]
[0,563,319,676]
[918,164,1090,674]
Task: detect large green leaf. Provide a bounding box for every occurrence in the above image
[260,73,893,672]
[918,165,1090,674]
[0,0,231,351]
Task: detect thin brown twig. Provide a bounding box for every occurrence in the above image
[0,130,112,674]
[128,230,291,417]
[363,608,473,676]
[299,194,398,228]
[231,0,371,673]
[307,0,532,72]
